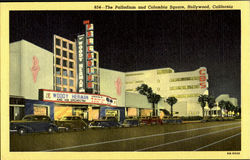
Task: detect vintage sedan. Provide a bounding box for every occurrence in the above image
[150,116,163,125]
[89,116,121,128]
[10,115,58,135]
[139,116,151,125]
[121,116,140,127]
[162,116,182,124]
[55,116,88,131]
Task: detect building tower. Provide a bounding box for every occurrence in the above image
[76,20,100,94]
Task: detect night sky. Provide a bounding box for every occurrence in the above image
[10,11,241,104]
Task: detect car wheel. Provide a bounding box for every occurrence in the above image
[48,126,54,133]
[82,126,87,131]
[18,128,26,135]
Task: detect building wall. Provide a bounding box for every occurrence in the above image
[100,68,125,107]
[10,40,53,99]
[10,41,21,96]
[125,92,151,109]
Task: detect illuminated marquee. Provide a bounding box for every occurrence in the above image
[39,89,117,107]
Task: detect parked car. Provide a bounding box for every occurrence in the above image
[10,115,58,135]
[150,116,163,125]
[55,116,88,131]
[139,116,151,125]
[89,116,121,128]
[162,116,182,124]
[121,116,140,127]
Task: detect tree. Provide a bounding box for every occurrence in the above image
[218,100,226,117]
[136,84,161,116]
[166,97,178,118]
[207,95,216,117]
[198,94,208,118]
[225,101,234,117]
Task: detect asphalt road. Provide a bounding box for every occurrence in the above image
[10,120,241,152]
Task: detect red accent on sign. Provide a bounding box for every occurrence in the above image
[88,53,92,59]
[88,61,92,67]
[83,20,90,24]
[199,69,206,75]
[88,82,92,88]
[200,76,206,81]
[88,75,92,81]
[87,24,91,29]
[200,83,206,88]
[88,68,91,73]
[88,31,91,37]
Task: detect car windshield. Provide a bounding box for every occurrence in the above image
[22,116,32,121]
[61,117,72,120]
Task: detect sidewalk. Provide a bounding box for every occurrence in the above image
[182,120,201,124]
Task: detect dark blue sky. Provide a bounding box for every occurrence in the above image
[10,10,241,104]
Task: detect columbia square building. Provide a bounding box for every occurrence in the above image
[125,67,209,117]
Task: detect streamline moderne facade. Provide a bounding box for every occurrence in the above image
[125,67,209,117]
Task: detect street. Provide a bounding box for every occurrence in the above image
[10,120,241,152]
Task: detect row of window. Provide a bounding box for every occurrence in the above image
[169,85,200,90]
[56,77,74,86]
[56,58,74,68]
[169,93,200,98]
[125,73,144,77]
[56,48,74,59]
[56,86,74,92]
[56,38,74,51]
[56,68,74,77]
[125,80,144,84]
[157,69,173,74]
[170,76,200,82]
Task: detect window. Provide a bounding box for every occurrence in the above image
[69,53,73,59]
[63,79,67,85]
[69,79,74,86]
[63,41,67,48]
[94,61,97,67]
[56,48,61,56]
[63,69,67,76]
[94,53,97,59]
[70,89,73,92]
[63,88,67,91]
[56,77,61,84]
[69,43,73,50]
[69,62,74,68]
[56,58,61,65]
[56,86,61,91]
[63,60,67,67]
[69,71,74,77]
[56,39,61,46]
[56,68,61,75]
[63,50,67,58]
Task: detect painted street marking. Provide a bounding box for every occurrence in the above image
[193,132,241,151]
[41,122,240,151]
[135,126,240,151]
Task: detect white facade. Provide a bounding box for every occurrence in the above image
[125,67,209,116]
[100,68,126,107]
[10,40,215,117]
[10,40,54,99]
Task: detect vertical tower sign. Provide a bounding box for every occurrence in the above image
[77,34,86,93]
